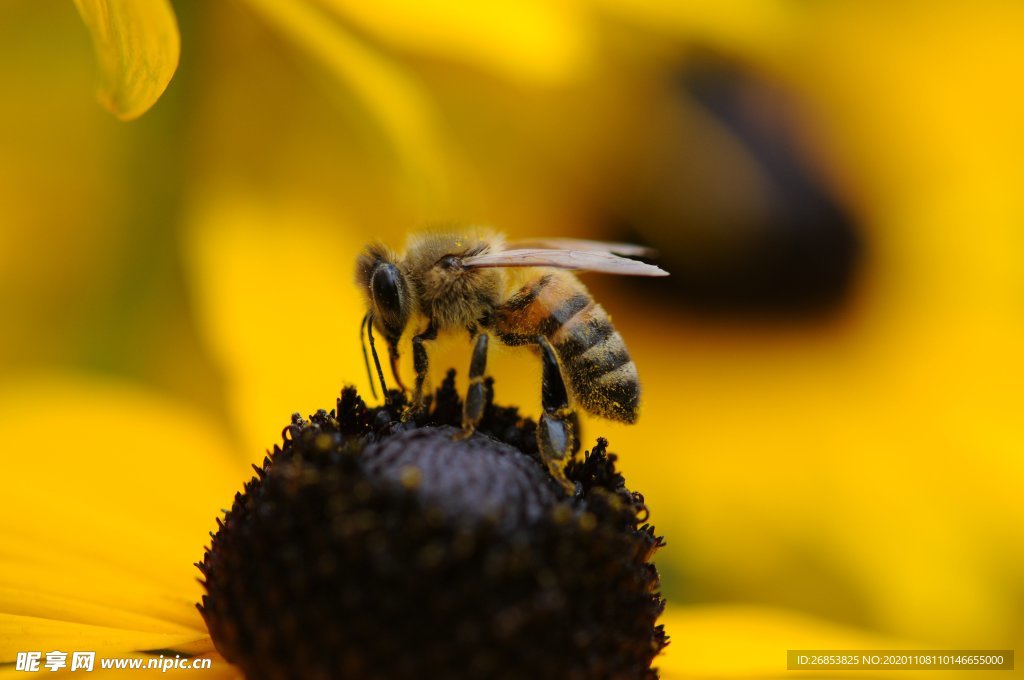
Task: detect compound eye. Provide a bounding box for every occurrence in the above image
[371,263,403,314]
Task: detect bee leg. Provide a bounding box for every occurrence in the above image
[388,342,408,393]
[406,323,437,419]
[457,333,489,439]
[537,336,576,495]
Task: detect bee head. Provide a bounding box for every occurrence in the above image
[356,245,412,347]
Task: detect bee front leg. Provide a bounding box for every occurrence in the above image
[407,323,437,419]
[457,333,489,439]
[537,336,576,495]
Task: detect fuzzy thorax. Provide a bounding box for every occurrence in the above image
[401,231,505,332]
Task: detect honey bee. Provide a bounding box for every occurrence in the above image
[356,230,668,491]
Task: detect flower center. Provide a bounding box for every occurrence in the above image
[197,371,667,679]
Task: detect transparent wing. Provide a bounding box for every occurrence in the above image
[462,248,669,276]
[507,237,656,258]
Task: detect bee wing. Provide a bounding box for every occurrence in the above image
[462,248,669,277]
[506,238,657,258]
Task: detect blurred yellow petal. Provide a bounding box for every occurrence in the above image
[658,605,934,679]
[602,302,1024,646]
[0,613,205,663]
[183,194,367,463]
[72,0,180,120]
[316,0,591,85]
[242,0,449,205]
[594,0,794,60]
[0,375,246,637]
[592,1,1024,649]
[0,582,198,638]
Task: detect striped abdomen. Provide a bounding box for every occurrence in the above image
[493,272,640,423]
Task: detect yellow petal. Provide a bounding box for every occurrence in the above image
[0,613,205,663]
[0,582,197,638]
[315,0,592,85]
[0,375,248,639]
[183,194,369,462]
[241,0,449,205]
[658,605,926,679]
[593,0,794,61]
[594,1,1024,650]
[72,0,180,120]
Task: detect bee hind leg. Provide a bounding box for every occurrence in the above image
[456,333,489,439]
[537,336,577,495]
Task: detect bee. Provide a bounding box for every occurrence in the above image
[356,230,668,491]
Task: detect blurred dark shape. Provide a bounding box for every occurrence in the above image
[615,51,863,318]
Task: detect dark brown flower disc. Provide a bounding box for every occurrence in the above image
[197,371,667,680]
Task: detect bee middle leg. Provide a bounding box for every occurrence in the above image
[407,323,437,418]
[457,333,489,439]
[537,335,577,494]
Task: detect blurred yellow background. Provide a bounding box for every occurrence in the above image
[2,1,1023,677]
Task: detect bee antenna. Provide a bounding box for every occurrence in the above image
[364,312,389,403]
[360,313,378,400]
